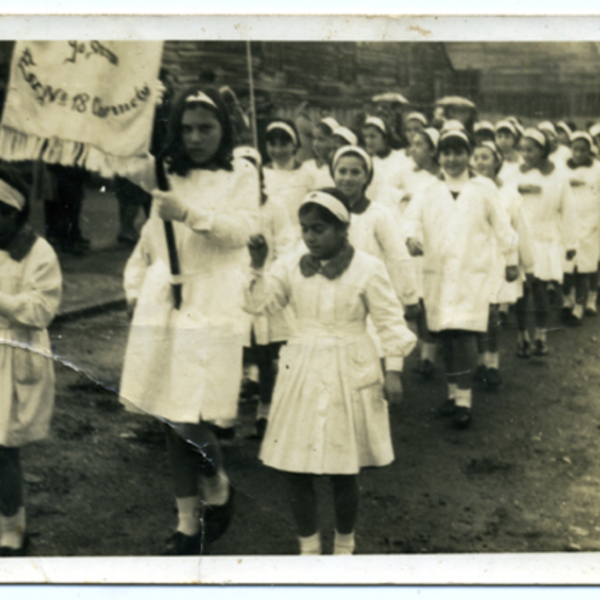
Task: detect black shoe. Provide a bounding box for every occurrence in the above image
[436,399,456,418]
[499,311,509,329]
[473,364,487,383]
[163,531,202,556]
[209,424,236,441]
[533,339,549,356]
[561,306,573,322]
[0,534,30,557]
[203,485,236,544]
[516,340,531,359]
[485,368,502,390]
[246,418,268,441]
[453,406,472,429]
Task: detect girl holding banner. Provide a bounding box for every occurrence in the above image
[119,86,259,555]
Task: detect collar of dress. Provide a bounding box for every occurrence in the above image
[349,195,371,215]
[3,224,38,262]
[567,157,594,170]
[300,241,355,280]
[519,160,555,176]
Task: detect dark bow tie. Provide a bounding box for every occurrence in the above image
[299,242,355,280]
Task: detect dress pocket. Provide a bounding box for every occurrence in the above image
[350,342,383,390]
[12,331,46,385]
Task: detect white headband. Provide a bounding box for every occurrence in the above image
[571,131,593,148]
[474,120,495,133]
[0,179,25,212]
[524,128,548,148]
[266,121,298,147]
[589,123,600,139]
[300,190,350,224]
[495,120,518,137]
[439,129,471,149]
[441,119,465,133]
[185,91,218,109]
[406,112,428,126]
[333,126,358,146]
[332,145,373,175]
[422,127,440,149]
[364,116,387,135]
[538,121,556,136]
[320,117,340,132]
[557,121,572,135]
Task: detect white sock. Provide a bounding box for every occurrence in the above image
[212,418,236,429]
[477,353,486,367]
[534,328,547,342]
[0,507,26,550]
[256,401,270,421]
[421,342,437,362]
[500,303,509,313]
[484,352,499,369]
[517,330,530,344]
[448,383,458,401]
[299,532,321,555]
[202,469,230,506]
[333,530,355,555]
[248,364,259,383]
[573,304,584,319]
[175,497,201,536]
[455,388,472,409]
[588,292,598,308]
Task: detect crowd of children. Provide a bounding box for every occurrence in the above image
[4,82,600,559]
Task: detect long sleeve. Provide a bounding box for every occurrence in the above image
[559,175,577,252]
[244,256,293,316]
[486,185,519,267]
[0,245,61,329]
[516,206,536,274]
[184,161,260,248]
[403,186,425,244]
[123,228,153,302]
[374,208,419,306]
[363,260,417,371]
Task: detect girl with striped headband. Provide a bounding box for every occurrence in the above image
[263,119,315,234]
[561,131,600,324]
[0,165,62,556]
[404,129,518,429]
[473,141,535,389]
[361,115,413,208]
[513,127,577,357]
[119,85,260,555]
[246,187,416,556]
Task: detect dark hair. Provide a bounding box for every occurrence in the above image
[316,121,334,136]
[164,86,234,176]
[298,187,350,230]
[496,125,518,141]
[362,122,392,152]
[413,129,437,153]
[438,134,472,156]
[571,136,592,152]
[474,129,496,143]
[265,118,301,148]
[528,135,551,159]
[0,163,29,226]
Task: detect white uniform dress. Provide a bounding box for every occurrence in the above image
[498,158,522,187]
[515,163,577,283]
[0,234,61,447]
[120,158,259,424]
[369,150,412,210]
[263,163,314,233]
[405,173,518,332]
[246,249,417,474]
[563,159,600,274]
[301,158,334,190]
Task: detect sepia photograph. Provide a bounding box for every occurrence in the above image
[2,14,600,586]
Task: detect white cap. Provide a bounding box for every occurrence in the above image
[406,112,428,126]
[300,190,350,223]
[333,126,358,146]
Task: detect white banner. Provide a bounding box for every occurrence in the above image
[0,41,164,175]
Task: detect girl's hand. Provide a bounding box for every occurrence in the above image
[248,234,269,269]
[406,238,424,257]
[152,190,189,222]
[384,371,403,405]
[566,249,577,261]
[505,265,519,282]
[127,298,137,320]
[156,80,167,106]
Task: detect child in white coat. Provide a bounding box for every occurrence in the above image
[405,130,518,428]
[301,117,338,189]
[246,188,416,555]
[0,166,61,555]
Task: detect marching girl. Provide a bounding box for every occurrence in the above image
[331,145,420,319]
[246,188,417,555]
[495,119,523,185]
[263,119,315,232]
[398,128,441,377]
[0,166,61,555]
[514,128,577,357]
[301,117,339,189]
[403,112,429,152]
[472,141,535,388]
[561,131,600,323]
[473,121,496,145]
[362,115,412,209]
[236,146,296,439]
[538,121,572,168]
[119,87,259,554]
[405,129,518,428]
[556,121,575,150]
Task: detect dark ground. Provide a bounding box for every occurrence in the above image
[16,297,600,556]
